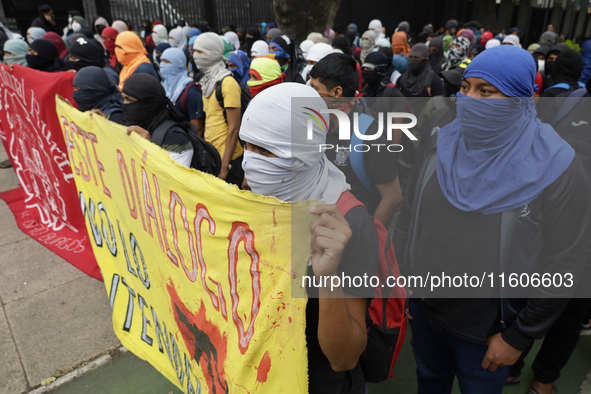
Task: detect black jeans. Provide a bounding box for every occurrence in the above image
[509,298,591,383]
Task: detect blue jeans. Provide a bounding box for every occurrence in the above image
[409,299,510,394]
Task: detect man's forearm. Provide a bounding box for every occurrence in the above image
[317,286,367,371]
[222,126,239,169]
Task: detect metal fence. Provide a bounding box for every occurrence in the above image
[93,0,273,31]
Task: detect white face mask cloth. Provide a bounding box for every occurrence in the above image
[72,21,81,32]
[538,59,545,73]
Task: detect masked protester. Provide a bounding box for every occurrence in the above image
[240,81,380,394]
[115,31,158,90]
[398,43,443,98]
[480,31,493,47]
[445,36,470,70]
[111,20,128,34]
[302,43,333,83]
[28,27,46,44]
[101,27,118,68]
[152,25,168,47]
[359,30,375,64]
[247,56,282,98]
[428,36,446,72]
[250,40,268,58]
[265,27,282,44]
[227,51,250,86]
[392,31,410,56]
[160,47,204,130]
[393,44,590,394]
[42,32,67,59]
[72,66,125,125]
[241,27,261,54]
[68,36,119,85]
[378,46,396,84]
[332,36,351,55]
[26,39,65,72]
[225,31,240,50]
[168,27,188,51]
[300,39,314,60]
[3,39,29,66]
[193,32,244,186]
[153,42,171,68]
[270,35,305,84]
[122,74,194,168]
[541,49,583,97]
[94,17,108,38]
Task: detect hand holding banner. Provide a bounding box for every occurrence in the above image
[56,97,314,394]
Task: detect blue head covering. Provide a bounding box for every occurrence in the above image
[188,36,197,47]
[3,39,29,66]
[72,66,122,115]
[580,38,591,84]
[227,51,245,83]
[189,28,201,37]
[392,53,409,74]
[436,45,575,215]
[29,27,46,42]
[348,23,358,36]
[236,49,250,85]
[159,47,194,103]
[154,42,171,63]
[261,22,267,35]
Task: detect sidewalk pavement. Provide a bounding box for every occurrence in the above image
[1,139,591,394]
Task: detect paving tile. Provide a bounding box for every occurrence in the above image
[5,276,120,386]
[0,238,87,305]
[0,308,27,394]
[0,206,30,248]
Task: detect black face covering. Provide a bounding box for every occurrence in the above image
[27,39,64,72]
[95,25,106,35]
[363,70,382,85]
[409,59,428,76]
[68,37,105,71]
[121,73,183,133]
[545,60,555,75]
[444,80,460,98]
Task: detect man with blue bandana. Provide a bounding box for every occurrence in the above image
[393,45,591,394]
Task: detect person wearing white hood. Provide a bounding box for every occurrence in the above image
[501,34,522,48]
[300,39,314,59]
[240,82,377,394]
[193,32,245,187]
[250,40,269,58]
[301,42,333,83]
[169,27,188,51]
[368,19,384,42]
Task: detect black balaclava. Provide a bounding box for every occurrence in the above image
[400,43,431,97]
[67,36,105,71]
[545,44,569,76]
[332,36,351,55]
[547,48,583,88]
[27,39,64,72]
[73,66,122,114]
[121,73,184,134]
[244,27,262,53]
[362,51,388,97]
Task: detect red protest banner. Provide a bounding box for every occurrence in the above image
[0,64,101,280]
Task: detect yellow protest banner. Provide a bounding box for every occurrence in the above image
[55,97,314,393]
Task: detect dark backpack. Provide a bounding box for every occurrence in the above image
[336,191,408,383]
[151,120,221,176]
[179,82,198,116]
[214,75,252,122]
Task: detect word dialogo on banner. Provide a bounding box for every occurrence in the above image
[56,97,314,394]
[0,65,99,279]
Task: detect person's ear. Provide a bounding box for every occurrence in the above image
[333,86,344,97]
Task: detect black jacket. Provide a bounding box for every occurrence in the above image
[393,132,591,350]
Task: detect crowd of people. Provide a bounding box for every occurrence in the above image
[3,4,591,394]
